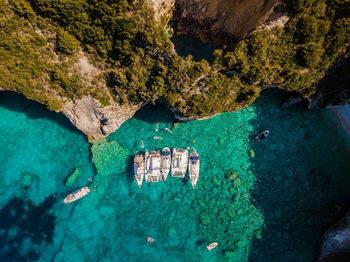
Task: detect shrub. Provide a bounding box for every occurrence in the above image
[55,29,80,55]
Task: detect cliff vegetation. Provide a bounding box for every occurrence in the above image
[0,0,349,122]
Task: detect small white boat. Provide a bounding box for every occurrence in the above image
[171,148,188,178]
[206,242,218,251]
[188,149,200,189]
[161,147,171,181]
[145,150,161,182]
[134,154,145,187]
[256,130,269,141]
[64,187,90,204]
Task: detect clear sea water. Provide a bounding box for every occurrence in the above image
[0,89,349,262]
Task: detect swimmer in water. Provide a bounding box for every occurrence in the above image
[147,237,154,242]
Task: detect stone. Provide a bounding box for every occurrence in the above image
[62,96,142,139]
[65,168,83,187]
[224,250,236,258]
[212,176,222,186]
[199,213,211,225]
[226,170,238,181]
[21,173,33,187]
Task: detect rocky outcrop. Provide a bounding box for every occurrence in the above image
[172,0,281,44]
[145,0,175,24]
[62,96,142,140]
[319,211,350,261]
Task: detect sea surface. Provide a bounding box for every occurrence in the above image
[0,89,350,262]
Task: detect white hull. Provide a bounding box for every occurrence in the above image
[188,151,200,189]
[171,148,188,178]
[134,154,145,187]
[161,147,171,181]
[145,150,161,182]
[64,187,90,204]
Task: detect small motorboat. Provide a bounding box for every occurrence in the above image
[206,242,218,251]
[154,136,162,140]
[255,130,270,141]
[64,187,90,204]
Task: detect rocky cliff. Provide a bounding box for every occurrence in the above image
[62,97,142,140]
[172,0,281,44]
[2,0,348,140]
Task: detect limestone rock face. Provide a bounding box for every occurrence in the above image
[173,0,280,44]
[62,96,142,139]
[145,0,175,23]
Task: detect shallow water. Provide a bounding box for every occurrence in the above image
[0,90,349,261]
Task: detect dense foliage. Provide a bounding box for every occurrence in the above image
[0,0,349,117]
[215,0,350,100]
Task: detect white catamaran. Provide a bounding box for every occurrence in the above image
[171,148,188,178]
[145,150,161,182]
[161,147,171,181]
[188,149,200,189]
[64,187,90,204]
[134,154,145,187]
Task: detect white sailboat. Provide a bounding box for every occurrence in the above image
[134,154,145,187]
[161,147,171,181]
[64,187,90,204]
[188,149,200,189]
[171,148,188,178]
[145,150,161,182]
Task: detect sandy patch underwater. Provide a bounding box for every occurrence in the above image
[0,89,350,262]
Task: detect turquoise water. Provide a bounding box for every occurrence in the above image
[0,90,349,261]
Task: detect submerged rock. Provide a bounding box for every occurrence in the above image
[65,168,83,187]
[199,213,211,225]
[21,173,33,188]
[281,96,304,108]
[224,250,236,258]
[249,149,255,158]
[226,171,238,181]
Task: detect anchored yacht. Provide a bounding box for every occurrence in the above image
[64,187,90,204]
[188,149,200,189]
[161,147,171,181]
[145,150,161,182]
[171,148,188,178]
[134,154,145,187]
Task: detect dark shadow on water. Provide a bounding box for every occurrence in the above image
[0,91,83,137]
[169,34,215,62]
[247,89,350,262]
[126,154,136,183]
[133,102,176,125]
[0,195,57,262]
